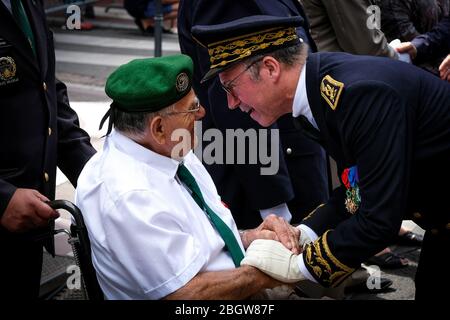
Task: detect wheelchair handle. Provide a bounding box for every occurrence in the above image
[47,200,86,229]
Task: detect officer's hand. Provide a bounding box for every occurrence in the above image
[439,54,450,82]
[241,239,305,283]
[394,42,417,60]
[243,214,300,254]
[0,188,59,232]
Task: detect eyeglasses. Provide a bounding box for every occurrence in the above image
[165,97,201,116]
[221,58,263,97]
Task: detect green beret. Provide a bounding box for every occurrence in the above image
[105,54,193,112]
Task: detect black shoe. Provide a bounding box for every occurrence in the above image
[134,18,144,33]
[366,252,409,269]
[397,231,424,246]
[162,27,176,34]
[134,19,154,36]
[144,26,155,36]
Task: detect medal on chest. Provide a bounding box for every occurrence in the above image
[341,166,360,214]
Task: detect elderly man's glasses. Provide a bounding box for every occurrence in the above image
[166,97,201,116]
[221,58,263,97]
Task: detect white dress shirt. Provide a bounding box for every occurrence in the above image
[259,203,292,222]
[292,64,319,130]
[291,64,321,283]
[296,224,319,283]
[75,130,244,300]
[1,0,12,13]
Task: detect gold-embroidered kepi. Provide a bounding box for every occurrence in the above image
[192,15,304,83]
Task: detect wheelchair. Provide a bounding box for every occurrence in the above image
[49,200,104,300]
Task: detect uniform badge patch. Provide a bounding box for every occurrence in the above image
[176,72,189,93]
[0,56,19,87]
[320,75,344,110]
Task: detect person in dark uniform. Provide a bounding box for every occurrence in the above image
[0,0,96,299]
[396,16,450,81]
[177,0,330,229]
[192,15,450,299]
[124,0,179,35]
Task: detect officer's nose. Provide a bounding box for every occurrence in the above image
[195,105,206,120]
[226,92,240,110]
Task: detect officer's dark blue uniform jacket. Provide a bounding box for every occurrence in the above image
[178,0,329,228]
[0,1,95,245]
[412,16,450,64]
[298,52,450,287]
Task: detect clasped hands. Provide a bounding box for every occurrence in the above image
[241,215,312,283]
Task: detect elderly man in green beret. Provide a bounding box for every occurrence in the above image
[75,54,301,300]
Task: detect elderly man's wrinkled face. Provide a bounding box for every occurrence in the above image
[219,60,284,127]
[165,90,205,159]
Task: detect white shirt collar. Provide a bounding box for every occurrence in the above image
[108,129,180,178]
[1,0,12,13]
[292,64,319,130]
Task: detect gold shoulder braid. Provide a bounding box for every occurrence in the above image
[303,230,355,287]
[301,203,325,222]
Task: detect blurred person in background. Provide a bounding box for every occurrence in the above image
[124,0,179,35]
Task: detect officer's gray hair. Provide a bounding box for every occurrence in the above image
[245,43,309,80]
[113,104,176,140]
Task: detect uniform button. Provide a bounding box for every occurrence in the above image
[44,172,49,182]
[286,148,292,155]
[431,229,439,235]
[43,82,47,91]
[48,127,52,136]
[413,212,422,219]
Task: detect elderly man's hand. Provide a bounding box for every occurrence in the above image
[241,239,305,283]
[241,214,300,254]
[439,55,450,82]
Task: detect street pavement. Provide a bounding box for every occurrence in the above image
[43,3,422,300]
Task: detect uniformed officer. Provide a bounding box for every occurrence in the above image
[178,0,330,229]
[0,0,95,298]
[192,15,450,299]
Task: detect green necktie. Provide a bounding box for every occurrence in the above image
[11,0,36,56]
[177,163,244,267]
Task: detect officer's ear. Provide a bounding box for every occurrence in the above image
[149,116,166,145]
[261,56,281,81]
